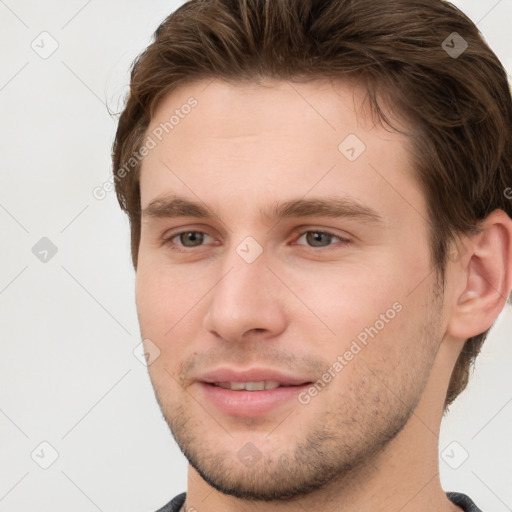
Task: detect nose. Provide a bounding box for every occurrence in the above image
[202,245,288,342]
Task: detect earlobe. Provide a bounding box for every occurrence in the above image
[447,209,512,340]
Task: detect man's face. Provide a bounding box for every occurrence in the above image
[136,78,446,500]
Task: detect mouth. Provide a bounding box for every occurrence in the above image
[199,381,312,417]
[195,367,314,417]
[210,380,307,391]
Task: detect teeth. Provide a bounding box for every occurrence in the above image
[214,380,282,391]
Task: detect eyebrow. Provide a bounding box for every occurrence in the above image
[141,195,384,225]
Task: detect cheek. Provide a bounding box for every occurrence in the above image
[135,263,186,334]
[295,276,416,387]
[290,268,403,341]
[135,261,215,350]
[135,268,190,382]
[135,266,163,332]
[135,253,204,393]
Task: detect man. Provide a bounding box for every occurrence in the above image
[112,0,512,510]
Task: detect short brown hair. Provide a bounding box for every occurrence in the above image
[112,0,512,407]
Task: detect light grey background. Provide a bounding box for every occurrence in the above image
[0,1,511,511]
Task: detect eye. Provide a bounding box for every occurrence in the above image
[165,231,214,249]
[295,230,350,248]
[162,228,349,252]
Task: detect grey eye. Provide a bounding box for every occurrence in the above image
[301,231,336,247]
[178,231,205,247]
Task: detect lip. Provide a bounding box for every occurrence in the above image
[195,367,313,417]
[198,382,311,417]
[198,367,312,386]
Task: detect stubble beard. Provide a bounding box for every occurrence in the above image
[149,289,444,502]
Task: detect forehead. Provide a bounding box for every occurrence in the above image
[139,78,424,226]
[146,77,395,146]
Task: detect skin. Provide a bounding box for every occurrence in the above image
[135,78,512,512]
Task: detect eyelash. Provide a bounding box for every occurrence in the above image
[162,229,351,253]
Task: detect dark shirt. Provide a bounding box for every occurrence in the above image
[154,491,483,511]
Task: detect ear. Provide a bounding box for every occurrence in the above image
[446,209,512,340]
